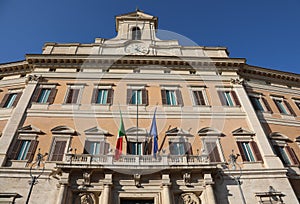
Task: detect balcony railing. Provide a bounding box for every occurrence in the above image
[63,153,210,167]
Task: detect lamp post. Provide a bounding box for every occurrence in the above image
[25,148,48,204]
[228,149,246,204]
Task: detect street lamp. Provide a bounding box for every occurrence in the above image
[25,148,48,204]
[228,149,246,204]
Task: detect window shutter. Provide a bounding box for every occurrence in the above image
[193,91,205,106]
[71,89,80,104]
[273,99,284,113]
[142,89,148,105]
[185,142,193,155]
[0,94,10,108]
[284,100,296,116]
[107,89,114,105]
[12,92,22,107]
[237,142,247,161]
[175,89,183,106]
[47,88,57,104]
[66,89,74,104]
[262,98,272,113]
[51,141,66,161]
[91,88,98,104]
[217,91,226,106]
[104,142,110,155]
[250,141,263,162]
[10,140,22,159]
[206,142,221,162]
[25,140,39,162]
[127,142,133,154]
[169,142,175,155]
[231,91,240,106]
[32,88,42,102]
[285,146,300,165]
[199,91,206,105]
[127,89,132,104]
[161,90,167,105]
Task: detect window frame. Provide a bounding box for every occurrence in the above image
[217,88,240,107]
[248,93,272,113]
[0,89,22,109]
[125,127,151,155]
[189,86,209,106]
[64,84,85,105]
[161,86,183,106]
[166,128,193,156]
[271,96,296,116]
[127,84,148,106]
[91,84,114,105]
[32,84,58,104]
[232,128,263,163]
[131,26,141,40]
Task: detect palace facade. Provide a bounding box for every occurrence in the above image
[0,10,299,204]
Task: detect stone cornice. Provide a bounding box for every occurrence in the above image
[0,61,31,77]
[26,54,245,71]
[239,64,300,86]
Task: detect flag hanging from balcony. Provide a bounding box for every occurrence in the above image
[150,108,158,158]
[115,110,126,160]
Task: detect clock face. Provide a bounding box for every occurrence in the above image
[125,43,149,55]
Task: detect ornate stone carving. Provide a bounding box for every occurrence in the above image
[183,172,191,185]
[82,171,91,186]
[180,193,201,204]
[133,174,141,187]
[79,193,95,204]
[26,74,41,84]
[230,78,244,85]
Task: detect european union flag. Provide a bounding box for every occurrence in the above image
[150,109,158,158]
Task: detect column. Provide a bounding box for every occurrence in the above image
[234,82,283,168]
[161,174,172,204]
[0,76,40,166]
[56,183,67,204]
[101,173,112,204]
[204,174,216,204]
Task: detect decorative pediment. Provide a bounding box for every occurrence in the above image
[18,125,43,134]
[269,132,291,141]
[232,127,255,136]
[198,127,223,136]
[166,127,192,137]
[51,126,76,135]
[126,127,149,136]
[84,126,111,136]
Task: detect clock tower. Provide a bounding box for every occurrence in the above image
[114,10,159,41]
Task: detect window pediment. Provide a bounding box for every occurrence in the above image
[269,132,291,142]
[198,127,223,137]
[166,127,192,137]
[18,125,43,134]
[51,126,76,135]
[84,126,111,136]
[232,127,255,136]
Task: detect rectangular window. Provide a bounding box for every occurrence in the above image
[237,141,262,162]
[193,90,206,106]
[17,140,31,160]
[10,139,38,162]
[274,145,299,166]
[32,87,57,104]
[65,88,80,104]
[49,140,67,161]
[205,142,221,162]
[127,142,143,155]
[0,92,22,108]
[127,89,148,105]
[37,89,51,103]
[218,90,240,107]
[161,89,183,106]
[91,88,113,105]
[84,141,109,155]
[250,96,264,111]
[273,99,288,114]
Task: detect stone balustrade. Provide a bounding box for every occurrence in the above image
[62,153,210,167]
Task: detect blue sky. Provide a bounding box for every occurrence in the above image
[0,0,299,74]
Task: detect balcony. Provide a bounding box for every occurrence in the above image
[56,153,215,170]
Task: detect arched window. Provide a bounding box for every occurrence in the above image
[132,27,141,40]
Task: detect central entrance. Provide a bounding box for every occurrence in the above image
[120,199,154,204]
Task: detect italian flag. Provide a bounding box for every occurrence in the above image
[115,111,126,160]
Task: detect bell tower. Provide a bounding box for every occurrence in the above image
[114,10,158,41]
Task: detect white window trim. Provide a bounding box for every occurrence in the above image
[189,86,209,106]
[200,135,225,163]
[63,84,85,105]
[48,135,72,162]
[248,93,269,112]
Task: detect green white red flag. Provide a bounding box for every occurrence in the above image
[115,110,126,160]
